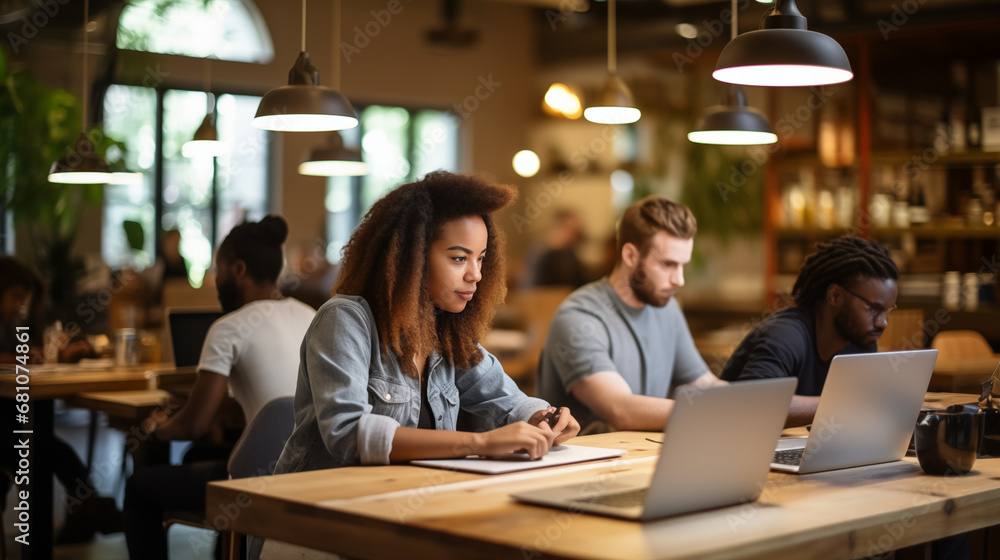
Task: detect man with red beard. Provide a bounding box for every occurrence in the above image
[537,196,725,434]
[721,236,899,428]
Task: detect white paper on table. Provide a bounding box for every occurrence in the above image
[410,444,626,474]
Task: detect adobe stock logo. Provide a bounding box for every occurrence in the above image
[7,0,72,53]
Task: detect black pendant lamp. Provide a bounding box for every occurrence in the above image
[714,0,852,87]
[584,0,640,125]
[690,1,776,145]
[298,0,367,176]
[48,0,112,184]
[184,59,229,158]
[253,0,358,132]
[688,85,777,145]
[299,132,368,176]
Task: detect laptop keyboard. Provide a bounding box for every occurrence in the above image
[773,447,804,466]
[573,488,648,508]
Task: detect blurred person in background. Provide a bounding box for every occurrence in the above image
[521,208,588,289]
[124,216,316,560]
[278,239,340,310]
[0,256,120,544]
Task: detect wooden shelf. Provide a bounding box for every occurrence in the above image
[870,149,1000,166]
[776,225,1000,240]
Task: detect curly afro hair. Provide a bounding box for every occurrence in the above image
[335,171,517,375]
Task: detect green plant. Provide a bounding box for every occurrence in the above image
[681,141,765,240]
[0,48,127,308]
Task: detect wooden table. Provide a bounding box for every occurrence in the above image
[929,356,1000,393]
[0,362,167,560]
[206,416,1000,560]
[67,389,173,422]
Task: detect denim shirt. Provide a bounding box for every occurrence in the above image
[273,294,550,473]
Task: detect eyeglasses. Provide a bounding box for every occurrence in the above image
[838,285,897,318]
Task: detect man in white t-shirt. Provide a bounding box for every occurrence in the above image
[124,216,315,560]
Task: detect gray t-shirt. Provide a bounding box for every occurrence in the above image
[537,279,708,428]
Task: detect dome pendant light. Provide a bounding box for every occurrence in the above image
[298,0,367,176]
[299,132,368,176]
[48,0,112,185]
[183,59,229,158]
[182,110,229,158]
[688,85,777,145]
[584,0,640,125]
[713,0,853,88]
[253,0,358,132]
[690,1,776,145]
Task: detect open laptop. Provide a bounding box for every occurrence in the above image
[771,349,938,474]
[511,378,796,521]
[165,308,223,369]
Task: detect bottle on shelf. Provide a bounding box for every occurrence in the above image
[965,61,982,149]
[908,180,929,225]
[949,62,967,152]
[934,104,952,155]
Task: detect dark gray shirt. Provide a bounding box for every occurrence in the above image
[537,279,708,428]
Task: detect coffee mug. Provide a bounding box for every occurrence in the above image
[914,409,984,475]
[979,407,1000,457]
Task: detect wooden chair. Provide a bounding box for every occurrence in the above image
[493,286,573,395]
[931,330,995,363]
[877,308,926,351]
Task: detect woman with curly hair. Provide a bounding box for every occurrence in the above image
[271,170,580,479]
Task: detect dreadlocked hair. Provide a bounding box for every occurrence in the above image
[792,236,899,311]
[335,171,517,376]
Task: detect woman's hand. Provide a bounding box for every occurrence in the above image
[529,406,580,446]
[472,421,554,460]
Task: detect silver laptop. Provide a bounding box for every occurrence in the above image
[771,349,938,474]
[511,378,796,521]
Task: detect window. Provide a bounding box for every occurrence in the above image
[103,85,270,287]
[324,106,459,263]
[117,0,273,63]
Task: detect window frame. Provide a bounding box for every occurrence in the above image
[100,82,274,266]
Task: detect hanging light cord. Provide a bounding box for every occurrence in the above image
[82,0,89,130]
[203,57,213,113]
[607,0,616,75]
[731,0,737,42]
[301,0,307,53]
[331,0,341,90]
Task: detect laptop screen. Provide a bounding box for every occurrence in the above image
[167,310,224,368]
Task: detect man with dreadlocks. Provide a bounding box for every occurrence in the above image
[720,236,899,427]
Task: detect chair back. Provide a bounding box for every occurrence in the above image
[931,330,994,364]
[497,286,573,391]
[877,308,925,351]
[227,397,295,479]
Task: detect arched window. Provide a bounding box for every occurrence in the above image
[104,0,274,285]
[117,0,273,63]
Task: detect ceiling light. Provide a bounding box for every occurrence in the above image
[298,132,368,176]
[48,0,111,185]
[713,0,853,87]
[543,83,583,119]
[689,4,776,145]
[298,1,367,176]
[675,23,698,39]
[512,150,540,178]
[584,0,640,125]
[688,85,777,145]
[182,112,230,158]
[183,61,229,158]
[253,0,358,132]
